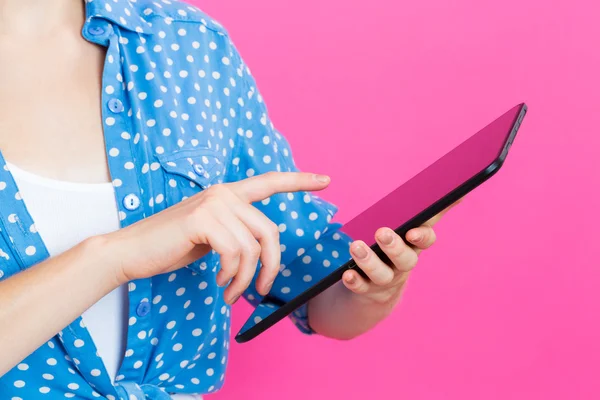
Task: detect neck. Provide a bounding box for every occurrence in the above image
[0,0,84,37]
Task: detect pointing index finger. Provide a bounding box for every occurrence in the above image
[229,172,330,203]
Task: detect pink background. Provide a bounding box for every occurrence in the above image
[194,1,600,399]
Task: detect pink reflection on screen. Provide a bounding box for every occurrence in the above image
[340,104,524,244]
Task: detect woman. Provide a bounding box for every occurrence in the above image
[0,0,455,399]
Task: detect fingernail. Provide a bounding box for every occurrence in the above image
[264,281,273,293]
[216,272,226,287]
[352,243,368,259]
[229,294,240,304]
[410,232,422,243]
[314,174,330,183]
[379,230,394,245]
[346,274,356,285]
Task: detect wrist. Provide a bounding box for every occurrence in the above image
[78,234,127,289]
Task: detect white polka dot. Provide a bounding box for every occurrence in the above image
[73,339,84,348]
[176,287,186,296]
[105,85,115,94]
[159,373,170,381]
[204,297,213,305]
[68,383,79,390]
[206,368,214,376]
[173,343,183,351]
[39,387,50,394]
[91,369,101,377]
[17,363,28,371]
[134,361,143,369]
[24,245,37,256]
[42,373,54,380]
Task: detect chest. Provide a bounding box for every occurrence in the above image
[0,36,109,183]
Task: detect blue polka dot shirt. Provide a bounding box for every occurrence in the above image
[0,0,353,399]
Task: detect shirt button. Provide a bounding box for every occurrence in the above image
[193,164,205,174]
[108,98,124,113]
[194,164,209,178]
[88,26,105,36]
[136,301,151,317]
[123,194,140,211]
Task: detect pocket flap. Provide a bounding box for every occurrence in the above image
[156,148,226,188]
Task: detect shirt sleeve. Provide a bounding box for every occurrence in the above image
[227,45,354,334]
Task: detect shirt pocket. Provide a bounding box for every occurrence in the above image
[156,147,228,275]
[157,147,227,200]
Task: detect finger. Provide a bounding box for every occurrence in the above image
[406,225,437,250]
[229,171,331,203]
[223,235,261,305]
[342,269,371,294]
[208,207,262,305]
[375,227,419,273]
[349,240,395,286]
[210,203,258,291]
[192,212,242,286]
[230,203,281,296]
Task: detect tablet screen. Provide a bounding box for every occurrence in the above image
[237,103,524,340]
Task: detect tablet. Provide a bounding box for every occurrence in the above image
[235,103,528,343]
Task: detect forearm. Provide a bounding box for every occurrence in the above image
[0,236,119,376]
[307,273,410,340]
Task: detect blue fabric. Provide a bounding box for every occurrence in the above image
[0,0,353,398]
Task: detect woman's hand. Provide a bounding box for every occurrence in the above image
[341,199,462,305]
[103,172,331,304]
[308,199,462,340]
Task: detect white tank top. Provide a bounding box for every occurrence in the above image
[7,162,201,400]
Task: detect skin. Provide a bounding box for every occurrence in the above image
[0,0,459,377]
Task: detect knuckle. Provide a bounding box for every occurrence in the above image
[354,283,369,294]
[206,183,229,197]
[226,242,242,259]
[263,171,277,181]
[267,221,280,238]
[245,241,261,259]
[189,205,209,223]
[390,243,407,259]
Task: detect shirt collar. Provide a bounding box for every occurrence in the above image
[85,0,154,35]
